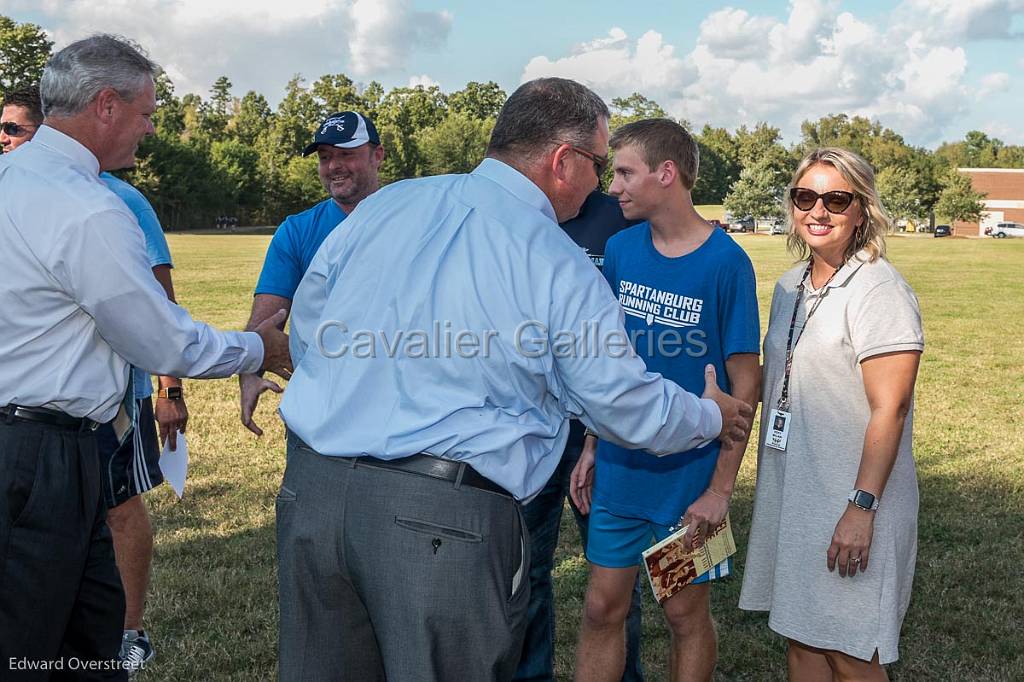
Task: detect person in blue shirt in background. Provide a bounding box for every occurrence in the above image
[238,111,383,435]
[571,119,762,682]
[515,190,647,682]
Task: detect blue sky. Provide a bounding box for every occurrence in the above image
[6,0,1023,147]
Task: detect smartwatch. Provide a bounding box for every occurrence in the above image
[848,489,879,511]
[157,386,183,400]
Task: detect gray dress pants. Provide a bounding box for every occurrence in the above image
[278,434,530,682]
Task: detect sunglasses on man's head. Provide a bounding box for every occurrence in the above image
[1,122,38,137]
[789,187,855,214]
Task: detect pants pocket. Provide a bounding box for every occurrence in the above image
[4,428,43,527]
[394,516,483,543]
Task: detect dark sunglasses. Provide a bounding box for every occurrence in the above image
[1,122,38,137]
[790,187,856,214]
[565,144,609,178]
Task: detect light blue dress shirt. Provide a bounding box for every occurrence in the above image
[282,158,722,500]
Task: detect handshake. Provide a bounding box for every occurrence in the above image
[701,364,755,448]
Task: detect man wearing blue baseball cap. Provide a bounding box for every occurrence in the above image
[238,111,384,433]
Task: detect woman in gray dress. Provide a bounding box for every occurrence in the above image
[739,148,923,681]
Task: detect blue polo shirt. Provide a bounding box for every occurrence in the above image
[255,198,346,299]
[100,172,173,400]
[594,225,760,525]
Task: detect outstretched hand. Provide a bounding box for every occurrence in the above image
[256,309,292,381]
[701,364,754,448]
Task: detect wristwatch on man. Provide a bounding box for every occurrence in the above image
[848,488,880,511]
[157,386,183,400]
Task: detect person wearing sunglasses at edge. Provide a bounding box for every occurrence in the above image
[739,148,924,682]
[2,81,187,674]
[1,85,43,153]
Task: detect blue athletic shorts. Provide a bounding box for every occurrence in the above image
[586,502,732,582]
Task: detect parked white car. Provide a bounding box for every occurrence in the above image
[986,222,1024,238]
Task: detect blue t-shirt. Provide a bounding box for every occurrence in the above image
[594,225,760,526]
[100,172,173,400]
[255,198,346,298]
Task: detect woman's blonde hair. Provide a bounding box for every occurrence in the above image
[785,147,891,263]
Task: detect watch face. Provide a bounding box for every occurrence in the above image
[164,387,182,400]
[853,490,876,509]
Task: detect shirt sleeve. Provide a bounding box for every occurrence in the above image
[546,250,722,455]
[848,277,924,363]
[136,204,173,269]
[719,253,761,358]
[53,209,264,378]
[254,219,304,298]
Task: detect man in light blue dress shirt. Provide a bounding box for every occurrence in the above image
[277,78,754,682]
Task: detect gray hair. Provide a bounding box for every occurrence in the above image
[40,34,158,118]
[487,78,609,163]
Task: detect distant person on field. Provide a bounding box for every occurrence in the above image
[238,111,384,435]
[1,85,43,153]
[572,119,761,682]
[1,81,187,673]
[740,148,923,681]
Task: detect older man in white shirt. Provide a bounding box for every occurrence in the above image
[0,35,290,679]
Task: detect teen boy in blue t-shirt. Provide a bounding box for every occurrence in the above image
[571,119,761,682]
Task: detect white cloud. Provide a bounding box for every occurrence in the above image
[893,0,1024,41]
[522,28,695,101]
[978,72,1011,97]
[19,0,451,100]
[981,120,1024,143]
[518,0,988,145]
[408,74,440,89]
[346,0,452,76]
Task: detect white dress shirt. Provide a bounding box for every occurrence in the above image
[0,125,263,422]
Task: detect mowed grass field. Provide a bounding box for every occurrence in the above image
[140,232,1023,681]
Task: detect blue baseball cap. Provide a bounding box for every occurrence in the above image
[302,111,380,156]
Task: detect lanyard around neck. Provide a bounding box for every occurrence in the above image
[777,260,843,410]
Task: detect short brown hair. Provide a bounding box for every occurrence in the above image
[2,85,43,124]
[609,118,699,190]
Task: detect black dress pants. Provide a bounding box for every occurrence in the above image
[0,418,127,681]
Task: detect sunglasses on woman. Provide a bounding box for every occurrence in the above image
[789,187,855,214]
[1,122,38,137]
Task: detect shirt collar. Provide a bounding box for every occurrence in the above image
[31,125,101,177]
[806,249,869,294]
[472,157,557,223]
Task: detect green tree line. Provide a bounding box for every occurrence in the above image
[1,15,1010,229]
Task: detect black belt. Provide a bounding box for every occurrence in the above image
[0,404,100,431]
[353,454,512,498]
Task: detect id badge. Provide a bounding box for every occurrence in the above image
[765,408,791,451]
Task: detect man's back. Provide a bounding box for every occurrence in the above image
[284,159,619,500]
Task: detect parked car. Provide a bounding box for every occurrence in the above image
[770,221,786,235]
[933,225,951,238]
[989,222,1024,238]
[728,216,755,232]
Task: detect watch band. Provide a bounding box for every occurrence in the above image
[848,489,879,511]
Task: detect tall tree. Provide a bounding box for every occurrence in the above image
[0,15,52,91]
[695,126,741,204]
[935,168,986,225]
[723,156,788,222]
[448,81,506,120]
[417,111,494,176]
[233,91,273,146]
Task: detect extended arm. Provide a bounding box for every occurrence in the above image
[239,294,294,436]
[151,264,187,449]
